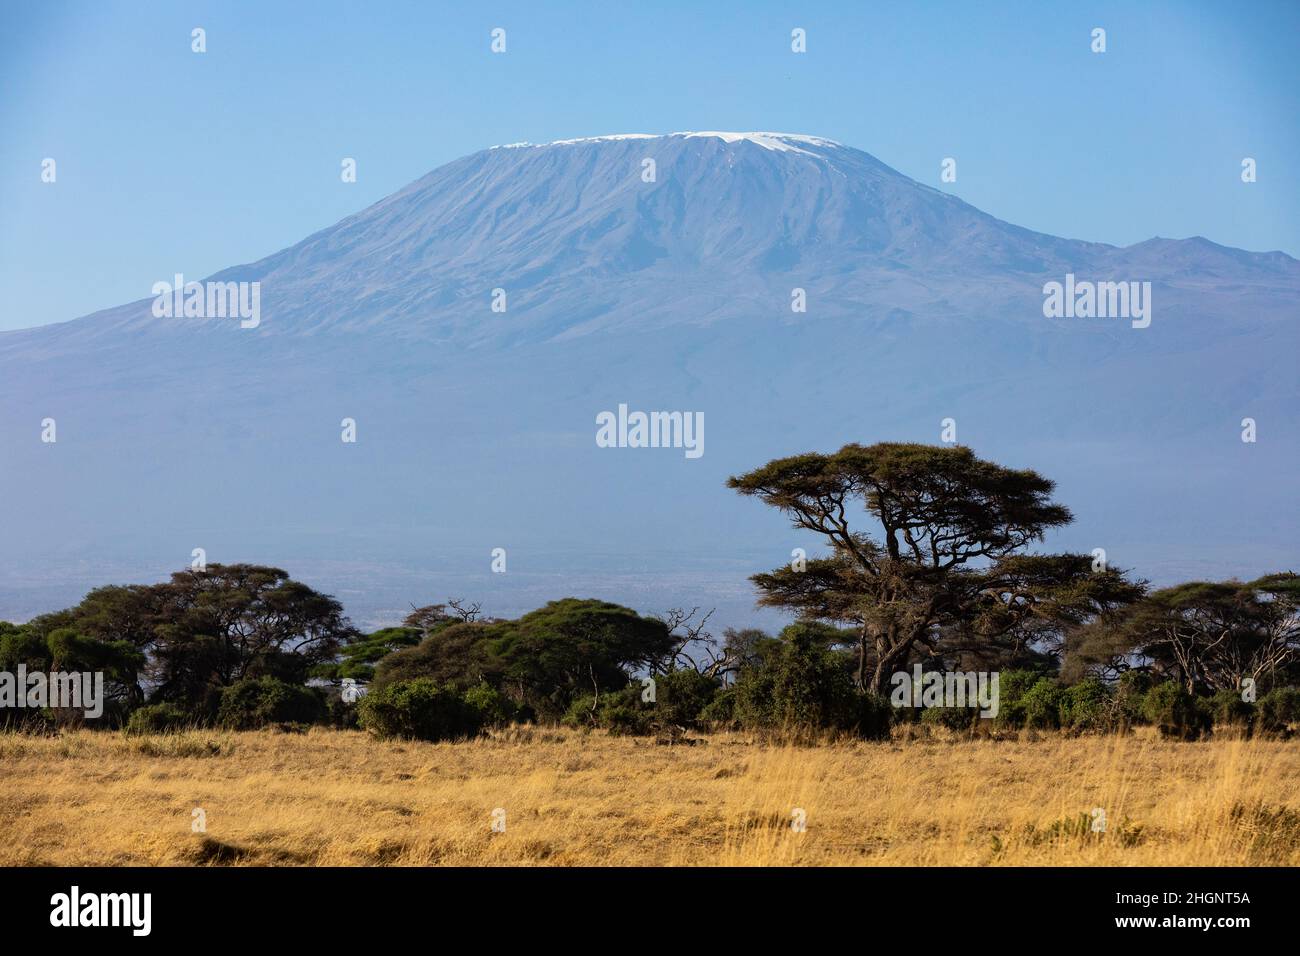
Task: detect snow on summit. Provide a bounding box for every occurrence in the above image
[495,131,843,154]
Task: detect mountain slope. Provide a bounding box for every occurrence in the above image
[0,132,1296,626]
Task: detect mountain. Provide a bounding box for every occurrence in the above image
[1,132,1297,627]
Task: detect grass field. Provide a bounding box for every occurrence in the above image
[1,726,1297,866]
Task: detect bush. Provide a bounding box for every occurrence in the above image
[357,678,481,741]
[560,687,653,735]
[462,681,515,728]
[1060,677,1115,733]
[653,669,721,730]
[216,677,326,730]
[602,688,656,735]
[852,691,893,740]
[920,703,981,732]
[1209,689,1254,731]
[733,622,861,733]
[991,669,1050,729]
[1142,682,1211,740]
[699,687,737,728]
[560,693,598,730]
[1116,670,1154,726]
[125,703,193,735]
[1256,686,1300,735]
[1020,679,1067,730]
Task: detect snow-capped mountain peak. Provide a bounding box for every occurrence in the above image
[494,131,843,154]
[0,132,1295,625]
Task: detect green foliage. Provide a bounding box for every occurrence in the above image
[13,566,356,719]
[373,621,502,691]
[125,703,193,735]
[216,676,326,730]
[728,443,1142,695]
[357,679,482,742]
[462,681,515,728]
[1116,670,1154,726]
[560,693,598,729]
[1117,574,1300,696]
[732,622,887,737]
[1256,687,1300,735]
[1,619,145,724]
[146,565,357,706]
[919,703,981,732]
[0,624,51,669]
[699,687,737,728]
[653,668,721,729]
[1142,682,1212,740]
[314,626,422,683]
[562,688,651,735]
[1020,679,1067,730]
[991,669,1048,728]
[1060,677,1115,733]
[491,599,675,720]
[561,669,722,737]
[1208,689,1254,730]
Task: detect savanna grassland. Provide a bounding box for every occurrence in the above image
[1,727,1297,867]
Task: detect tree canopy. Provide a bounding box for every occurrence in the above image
[729,442,1143,691]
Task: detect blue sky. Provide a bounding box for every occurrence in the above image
[2,0,1297,331]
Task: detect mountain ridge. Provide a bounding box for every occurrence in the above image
[0,132,1295,627]
[5,132,1296,348]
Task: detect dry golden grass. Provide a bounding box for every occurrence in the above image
[1,725,1297,866]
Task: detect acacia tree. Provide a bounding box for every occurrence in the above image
[728,442,1142,693]
[403,599,491,638]
[652,606,744,679]
[10,584,163,709]
[491,599,676,718]
[372,620,504,691]
[1100,573,1300,693]
[148,564,358,706]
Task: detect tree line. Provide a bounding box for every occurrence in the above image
[1,442,1296,741]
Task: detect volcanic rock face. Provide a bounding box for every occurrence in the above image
[1,132,1296,625]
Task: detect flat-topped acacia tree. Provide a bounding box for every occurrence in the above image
[728,442,1143,693]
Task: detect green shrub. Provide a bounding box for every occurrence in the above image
[919,703,981,732]
[1020,679,1066,730]
[462,681,515,728]
[733,622,861,733]
[1141,682,1211,740]
[1060,677,1115,733]
[560,693,598,729]
[653,668,721,730]
[1256,686,1300,735]
[699,687,737,728]
[599,691,655,736]
[216,677,326,730]
[991,670,1050,729]
[1209,689,1254,730]
[560,686,656,735]
[852,691,893,740]
[1116,670,1154,726]
[357,678,481,741]
[125,703,193,735]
